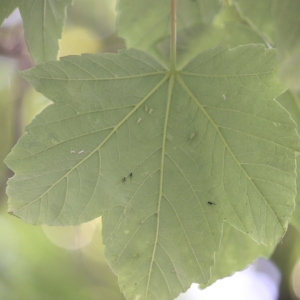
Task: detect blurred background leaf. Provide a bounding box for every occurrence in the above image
[277,91,300,234]
[232,0,275,45]
[0,0,73,64]
[274,0,300,93]
[117,0,222,64]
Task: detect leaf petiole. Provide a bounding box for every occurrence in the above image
[170,0,177,72]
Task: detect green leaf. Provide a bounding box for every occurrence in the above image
[117,0,221,61]
[0,0,73,64]
[201,223,272,288]
[274,0,300,92]
[5,45,299,299]
[277,91,300,232]
[232,0,275,45]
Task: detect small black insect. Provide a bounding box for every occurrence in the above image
[207,201,216,205]
[122,177,126,182]
[129,172,133,179]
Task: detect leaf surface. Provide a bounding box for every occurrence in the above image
[201,223,272,288]
[5,45,299,299]
[0,0,72,64]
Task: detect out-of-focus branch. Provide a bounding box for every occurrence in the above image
[0,24,34,204]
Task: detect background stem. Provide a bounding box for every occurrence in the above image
[170,0,177,71]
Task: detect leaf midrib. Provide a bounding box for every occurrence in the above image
[144,74,174,299]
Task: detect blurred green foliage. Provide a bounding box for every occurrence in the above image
[0,208,125,300]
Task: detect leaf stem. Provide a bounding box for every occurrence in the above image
[170,0,177,72]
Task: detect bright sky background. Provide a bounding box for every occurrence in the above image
[175,259,281,300]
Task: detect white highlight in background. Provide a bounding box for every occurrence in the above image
[176,259,281,300]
